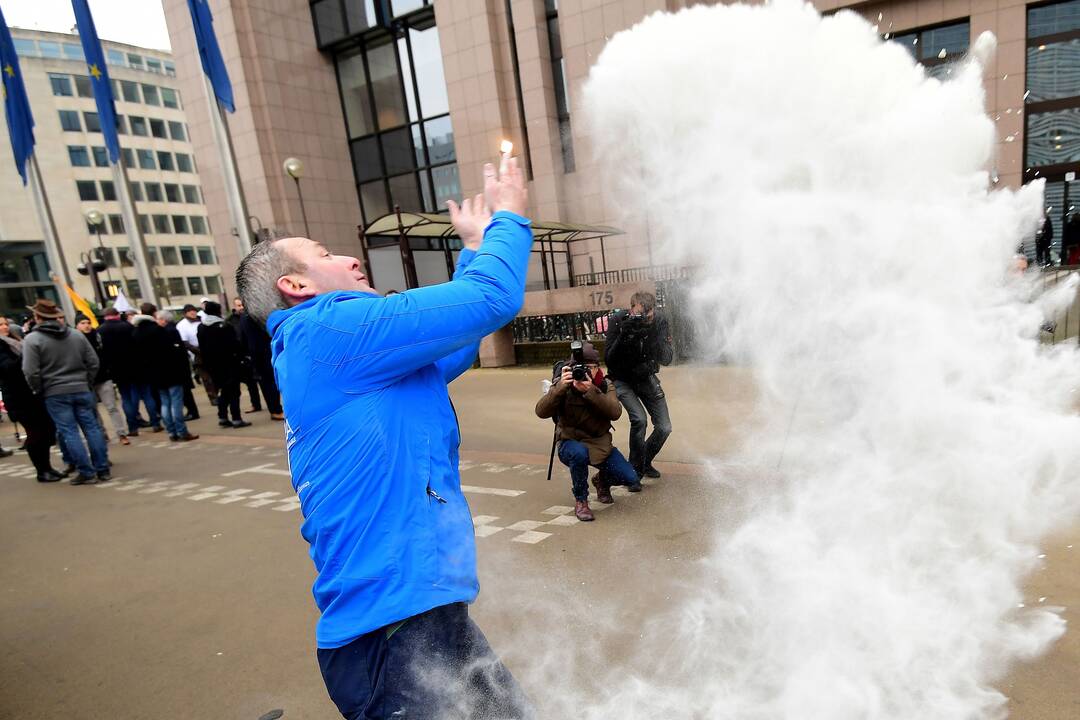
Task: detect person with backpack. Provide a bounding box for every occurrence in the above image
[535,341,640,521]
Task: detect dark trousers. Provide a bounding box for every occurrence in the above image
[613,375,672,472]
[318,603,532,720]
[255,362,282,415]
[118,381,160,433]
[216,380,242,422]
[245,378,262,410]
[1037,242,1050,265]
[19,411,56,474]
[558,440,638,501]
[183,385,199,418]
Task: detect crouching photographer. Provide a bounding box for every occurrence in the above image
[535,341,639,522]
[605,291,673,479]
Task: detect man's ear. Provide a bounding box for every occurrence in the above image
[276,273,316,304]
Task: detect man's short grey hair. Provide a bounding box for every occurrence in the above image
[236,230,306,325]
[155,309,175,323]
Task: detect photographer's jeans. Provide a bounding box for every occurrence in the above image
[43,391,109,477]
[158,385,189,438]
[558,440,639,501]
[614,375,673,472]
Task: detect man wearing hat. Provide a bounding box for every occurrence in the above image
[20,299,111,484]
[535,341,640,521]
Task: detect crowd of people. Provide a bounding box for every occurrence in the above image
[0,296,282,485]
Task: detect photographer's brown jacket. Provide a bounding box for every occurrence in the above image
[535,381,622,464]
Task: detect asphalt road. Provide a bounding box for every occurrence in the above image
[0,366,1076,719]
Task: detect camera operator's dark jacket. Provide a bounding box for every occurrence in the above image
[535,379,622,464]
[604,311,674,382]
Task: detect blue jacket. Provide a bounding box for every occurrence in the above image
[267,211,532,648]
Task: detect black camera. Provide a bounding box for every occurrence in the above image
[569,340,589,381]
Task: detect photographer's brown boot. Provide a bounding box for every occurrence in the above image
[592,471,614,504]
[574,500,595,522]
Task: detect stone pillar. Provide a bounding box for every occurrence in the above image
[479,326,516,367]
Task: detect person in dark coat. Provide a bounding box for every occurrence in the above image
[1062,214,1080,265]
[1035,212,1053,266]
[145,310,200,442]
[75,314,129,445]
[227,297,262,413]
[239,305,283,421]
[0,316,63,481]
[197,301,250,428]
[98,306,159,436]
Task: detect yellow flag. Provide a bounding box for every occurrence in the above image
[63,282,99,328]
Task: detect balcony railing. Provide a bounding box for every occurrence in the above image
[572,264,691,287]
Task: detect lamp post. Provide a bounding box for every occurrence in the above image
[283,157,311,238]
[82,209,112,308]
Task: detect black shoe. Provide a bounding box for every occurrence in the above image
[627,482,643,493]
[0,448,14,458]
[183,414,199,421]
[643,465,661,479]
[218,419,234,428]
[70,474,97,486]
[37,470,63,483]
[232,420,252,428]
[60,465,76,478]
[137,419,151,428]
[169,435,180,442]
[127,430,139,438]
[150,425,165,433]
[96,472,112,483]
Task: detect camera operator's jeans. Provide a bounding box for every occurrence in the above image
[613,375,673,472]
[44,391,109,478]
[558,440,639,501]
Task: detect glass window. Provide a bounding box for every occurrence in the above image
[392,0,426,16]
[137,149,156,170]
[122,148,135,168]
[196,244,214,262]
[147,58,162,74]
[382,127,417,175]
[153,215,172,234]
[109,215,124,234]
[59,110,81,132]
[347,0,379,33]
[161,87,179,109]
[369,41,407,130]
[180,246,198,264]
[130,116,148,136]
[193,219,210,236]
[127,53,144,69]
[351,136,382,183]
[175,154,193,173]
[396,36,419,123]
[92,146,109,167]
[164,184,181,203]
[68,146,91,167]
[431,163,460,210]
[1027,107,1080,167]
[120,80,140,103]
[117,248,134,268]
[409,25,449,118]
[182,185,200,203]
[313,0,347,45]
[129,183,144,202]
[1027,40,1080,103]
[161,246,180,265]
[38,41,61,59]
[921,23,969,61]
[173,216,191,234]
[49,74,73,96]
[164,62,176,77]
[339,48,375,138]
[98,248,117,267]
[187,277,205,295]
[73,75,94,98]
[145,183,164,202]
[142,84,160,106]
[168,121,186,141]
[0,242,52,284]
[158,152,175,171]
[13,38,38,57]
[204,276,222,294]
[388,172,421,211]
[107,49,125,66]
[76,180,99,201]
[150,119,168,138]
[147,247,160,265]
[115,115,127,135]
[138,215,151,234]
[1029,0,1080,38]
[424,115,455,165]
[100,180,116,201]
[83,111,101,133]
[360,180,388,220]
[126,279,142,298]
[167,277,186,296]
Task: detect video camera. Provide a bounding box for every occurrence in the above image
[569,341,589,381]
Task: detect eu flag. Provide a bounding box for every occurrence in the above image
[0,6,36,184]
[71,0,120,163]
[188,0,235,112]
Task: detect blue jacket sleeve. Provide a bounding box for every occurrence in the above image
[311,212,532,391]
[435,248,482,383]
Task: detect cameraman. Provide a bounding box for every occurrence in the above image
[604,291,673,479]
[535,342,639,522]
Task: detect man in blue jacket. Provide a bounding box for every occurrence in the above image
[237,158,533,719]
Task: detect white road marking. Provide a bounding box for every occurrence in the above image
[214,489,254,504]
[541,505,574,516]
[505,520,545,532]
[474,525,504,538]
[273,499,301,512]
[511,530,552,544]
[221,463,291,478]
[458,461,475,471]
[244,491,282,508]
[188,485,226,501]
[479,463,510,473]
[472,515,500,526]
[545,515,580,527]
[114,479,149,492]
[138,481,178,494]
[461,485,524,497]
[164,482,201,497]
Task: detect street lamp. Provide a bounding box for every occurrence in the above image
[82,209,113,307]
[283,157,311,238]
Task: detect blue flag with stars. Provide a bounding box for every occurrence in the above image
[188,0,235,112]
[0,6,36,184]
[71,0,120,163]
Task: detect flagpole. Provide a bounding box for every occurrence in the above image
[27,153,77,320]
[203,74,252,257]
[112,153,159,306]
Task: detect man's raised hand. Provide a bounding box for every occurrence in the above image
[484,156,528,218]
[447,193,491,251]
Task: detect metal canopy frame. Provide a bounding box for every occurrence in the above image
[358,207,623,291]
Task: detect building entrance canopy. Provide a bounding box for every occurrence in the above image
[361,211,623,291]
